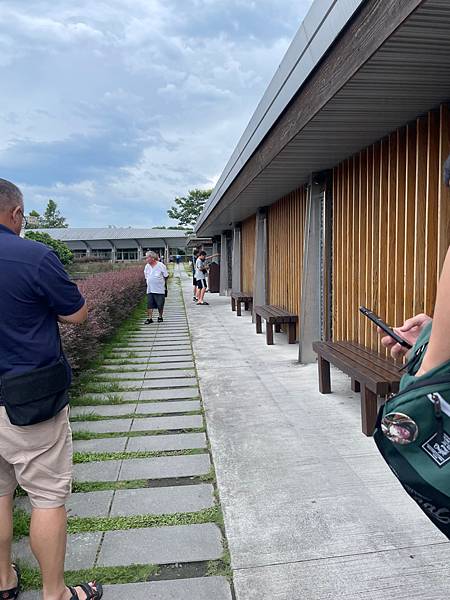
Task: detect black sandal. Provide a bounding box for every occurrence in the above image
[0,564,21,599]
[67,582,103,599]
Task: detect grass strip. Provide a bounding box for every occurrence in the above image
[72,427,205,441]
[17,563,159,591]
[71,395,199,407]
[14,506,222,540]
[70,410,202,422]
[73,448,206,463]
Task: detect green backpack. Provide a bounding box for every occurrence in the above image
[374,321,450,538]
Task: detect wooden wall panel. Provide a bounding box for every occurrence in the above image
[267,187,308,337]
[241,215,256,293]
[332,104,450,351]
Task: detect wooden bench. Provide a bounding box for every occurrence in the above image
[231,292,253,316]
[312,340,401,436]
[255,305,298,345]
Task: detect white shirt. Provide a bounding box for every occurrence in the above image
[195,257,206,280]
[144,261,168,294]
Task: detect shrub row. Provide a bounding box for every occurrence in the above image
[60,266,145,370]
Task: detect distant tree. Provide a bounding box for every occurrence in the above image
[167,189,212,229]
[25,231,73,265]
[152,225,190,231]
[25,210,42,229]
[40,199,68,228]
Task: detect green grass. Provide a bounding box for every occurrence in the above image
[73,448,206,463]
[70,410,202,422]
[18,563,159,591]
[72,427,205,441]
[72,480,149,493]
[13,506,222,540]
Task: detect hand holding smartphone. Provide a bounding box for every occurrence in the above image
[359,306,413,349]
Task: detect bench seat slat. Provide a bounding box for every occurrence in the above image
[321,342,401,384]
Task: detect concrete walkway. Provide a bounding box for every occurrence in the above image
[16,272,233,599]
[180,267,450,599]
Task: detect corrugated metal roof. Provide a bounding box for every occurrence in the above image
[197,0,450,236]
[35,228,188,241]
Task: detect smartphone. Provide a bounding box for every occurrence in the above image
[359,306,412,349]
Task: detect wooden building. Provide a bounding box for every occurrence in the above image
[196,0,450,362]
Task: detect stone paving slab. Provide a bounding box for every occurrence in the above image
[126,432,207,452]
[103,357,149,364]
[17,490,114,518]
[110,484,214,516]
[13,532,102,570]
[147,361,195,370]
[140,378,198,389]
[13,577,233,600]
[139,388,200,401]
[73,460,122,482]
[71,404,137,418]
[78,390,140,402]
[97,369,195,380]
[119,454,211,480]
[130,414,203,431]
[71,418,132,433]
[148,356,193,363]
[98,364,147,371]
[73,437,128,453]
[97,524,223,566]
[135,400,201,414]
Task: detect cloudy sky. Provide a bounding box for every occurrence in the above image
[0,0,313,227]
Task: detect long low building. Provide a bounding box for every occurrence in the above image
[36,228,188,261]
[196,0,450,363]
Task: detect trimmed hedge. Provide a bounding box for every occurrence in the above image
[60,266,145,370]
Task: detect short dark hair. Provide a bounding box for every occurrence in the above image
[0,179,23,213]
[199,250,206,257]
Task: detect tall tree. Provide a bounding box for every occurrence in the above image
[25,231,73,265]
[40,199,68,228]
[25,210,41,229]
[167,189,212,229]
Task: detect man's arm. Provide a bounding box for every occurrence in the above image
[58,301,88,325]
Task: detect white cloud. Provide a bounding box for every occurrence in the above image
[0,0,314,226]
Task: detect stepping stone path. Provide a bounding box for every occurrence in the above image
[17,269,233,599]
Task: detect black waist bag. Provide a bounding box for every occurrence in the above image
[0,356,71,426]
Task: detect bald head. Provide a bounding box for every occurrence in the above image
[0,179,24,235]
[0,179,23,213]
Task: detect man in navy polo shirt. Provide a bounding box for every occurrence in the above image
[0,180,102,600]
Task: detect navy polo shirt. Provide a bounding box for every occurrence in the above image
[0,224,85,377]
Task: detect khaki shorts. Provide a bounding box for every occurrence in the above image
[0,406,73,508]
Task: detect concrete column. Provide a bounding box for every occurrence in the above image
[299,178,324,363]
[231,225,242,292]
[134,240,143,261]
[164,242,169,264]
[252,208,268,311]
[212,237,220,262]
[83,241,92,258]
[109,241,116,263]
[220,232,230,295]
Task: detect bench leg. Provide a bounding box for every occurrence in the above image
[360,387,378,437]
[275,324,281,333]
[256,313,262,334]
[237,300,242,317]
[318,356,331,394]
[244,301,250,311]
[231,298,236,312]
[266,322,274,345]
[288,323,296,344]
[351,379,361,393]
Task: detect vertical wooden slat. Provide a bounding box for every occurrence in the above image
[413,116,428,315]
[438,104,450,278]
[424,110,440,315]
[395,128,406,327]
[404,122,417,322]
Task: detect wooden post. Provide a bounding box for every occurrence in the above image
[288,323,296,344]
[266,322,274,345]
[318,356,331,393]
[231,297,236,312]
[236,300,242,316]
[360,386,378,436]
[256,313,262,334]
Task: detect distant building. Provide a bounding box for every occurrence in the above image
[35,228,188,262]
